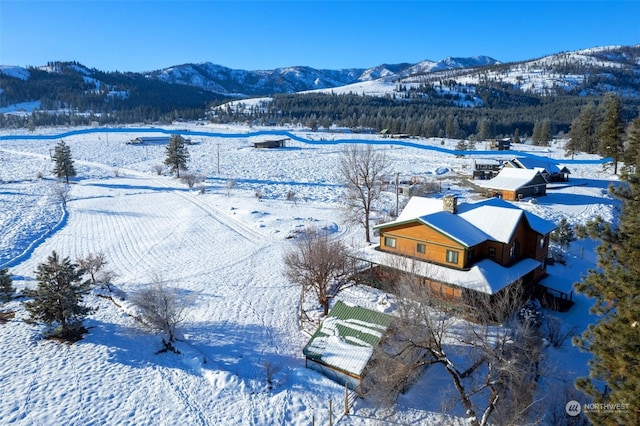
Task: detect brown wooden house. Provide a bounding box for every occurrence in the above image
[365,195,556,305]
[474,168,548,201]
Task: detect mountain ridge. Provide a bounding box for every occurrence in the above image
[1,45,639,128]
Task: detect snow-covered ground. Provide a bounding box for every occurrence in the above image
[0,124,617,425]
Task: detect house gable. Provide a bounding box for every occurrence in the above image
[377,217,476,269]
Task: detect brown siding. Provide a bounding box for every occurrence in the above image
[502,190,517,201]
[424,279,462,300]
[380,222,467,268]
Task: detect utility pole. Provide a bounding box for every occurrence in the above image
[395,172,400,217]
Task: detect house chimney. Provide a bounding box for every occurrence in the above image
[443,195,457,214]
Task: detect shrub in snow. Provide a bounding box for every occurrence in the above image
[518,299,542,328]
[130,277,190,353]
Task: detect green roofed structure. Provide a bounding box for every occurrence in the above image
[302,301,394,394]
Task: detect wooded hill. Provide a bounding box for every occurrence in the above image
[1,45,639,135]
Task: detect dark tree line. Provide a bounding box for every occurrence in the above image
[213,92,640,141]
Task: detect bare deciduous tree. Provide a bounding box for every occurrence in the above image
[283,228,355,320]
[130,276,190,353]
[364,262,543,426]
[339,144,390,243]
[77,252,108,286]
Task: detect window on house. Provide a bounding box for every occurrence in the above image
[446,250,459,264]
[416,243,426,254]
[510,238,521,260]
[488,247,496,258]
[384,236,396,248]
[534,186,540,194]
[540,237,545,249]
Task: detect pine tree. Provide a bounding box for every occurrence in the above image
[532,118,552,146]
[24,251,92,340]
[513,128,520,144]
[574,174,640,425]
[597,93,625,175]
[623,114,640,173]
[568,102,598,154]
[0,268,15,303]
[164,135,190,178]
[52,140,76,183]
[551,216,575,251]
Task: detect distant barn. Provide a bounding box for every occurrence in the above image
[253,138,288,149]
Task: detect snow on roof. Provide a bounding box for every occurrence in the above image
[358,246,541,294]
[397,196,444,221]
[474,168,544,191]
[377,195,556,246]
[303,301,393,376]
[459,205,523,243]
[523,211,557,235]
[458,197,556,236]
[510,157,562,174]
[419,211,490,247]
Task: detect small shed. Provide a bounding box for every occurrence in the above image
[253,138,288,149]
[303,301,394,394]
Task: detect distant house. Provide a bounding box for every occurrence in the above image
[303,301,394,394]
[488,138,512,151]
[504,157,570,182]
[380,129,411,139]
[128,136,171,145]
[360,195,556,308]
[472,159,502,180]
[253,138,288,149]
[474,168,548,200]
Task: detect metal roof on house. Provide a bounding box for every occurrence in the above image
[474,168,546,191]
[303,301,394,377]
[375,196,556,247]
[459,205,524,243]
[509,157,563,174]
[357,246,541,294]
[418,211,490,247]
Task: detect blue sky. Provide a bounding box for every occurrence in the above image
[1,0,638,72]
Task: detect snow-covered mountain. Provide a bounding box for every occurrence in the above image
[145,56,500,96]
[1,45,638,118]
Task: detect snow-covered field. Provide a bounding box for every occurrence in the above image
[0,124,618,425]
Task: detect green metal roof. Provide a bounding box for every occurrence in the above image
[303,301,394,375]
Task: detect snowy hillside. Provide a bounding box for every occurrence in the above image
[0,123,618,425]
